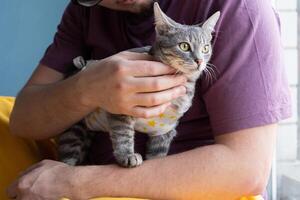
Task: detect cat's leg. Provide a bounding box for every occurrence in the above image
[58,123,93,166]
[145,129,177,160]
[107,113,142,168]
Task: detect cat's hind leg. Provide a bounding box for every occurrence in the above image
[145,129,177,160]
[107,114,142,168]
[58,123,93,166]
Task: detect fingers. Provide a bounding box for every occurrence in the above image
[132,75,186,93]
[115,51,177,77]
[6,160,51,200]
[131,102,171,118]
[120,51,154,61]
[126,60,176,77]
[6,172,37,200]
[6,164,40,199]
[134,86,186,107]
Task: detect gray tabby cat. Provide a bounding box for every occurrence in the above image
[58,3,220,167]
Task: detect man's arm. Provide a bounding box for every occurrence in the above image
[9,51,187,139]
[9,64,93,139]
[74,124,276,200]
[7,124,276,199]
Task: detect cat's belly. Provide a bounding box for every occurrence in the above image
[134,106,180,136]
[84,107,181,136]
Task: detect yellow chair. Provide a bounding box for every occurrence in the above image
[0,96,263,200]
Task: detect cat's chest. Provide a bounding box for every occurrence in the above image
[134,105,181,136]
[84,105,183,136]
[84,83,195,136]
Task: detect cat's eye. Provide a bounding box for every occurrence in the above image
[202,45,210,54]
[179,42,191,52]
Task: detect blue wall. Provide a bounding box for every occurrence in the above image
[0,0,68,96]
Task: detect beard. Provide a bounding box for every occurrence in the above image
[78,0,161,17]
[132,0,159,17]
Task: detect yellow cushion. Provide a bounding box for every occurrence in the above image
[0,97,263,200]
[0,97,145,200]
[91,198,147,200]
[90,196,263,200]
[62,198,146,200]
[0,96,41,200]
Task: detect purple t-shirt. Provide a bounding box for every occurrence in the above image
[41,0,291,168]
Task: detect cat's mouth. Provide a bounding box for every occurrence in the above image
[174,65,201,75]
[161,57,204,75]
[185,63,205,73]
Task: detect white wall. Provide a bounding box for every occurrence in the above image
[273,0,299,199]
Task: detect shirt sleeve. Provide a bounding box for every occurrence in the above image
[202,0,292,135]
[40,3,89,74]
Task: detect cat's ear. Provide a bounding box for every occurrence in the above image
[202,11,221,34]
[153,2,178,32]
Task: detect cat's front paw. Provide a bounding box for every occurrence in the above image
[116,153,143,168]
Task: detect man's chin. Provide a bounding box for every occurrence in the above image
[130,0,156,16]
[116,0,137,5]
[99,0,157,17]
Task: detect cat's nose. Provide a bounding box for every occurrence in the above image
[195,59,203,65]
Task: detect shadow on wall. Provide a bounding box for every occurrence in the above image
[0,0,69,96]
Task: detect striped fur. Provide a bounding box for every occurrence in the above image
[57,4,220,167]
[58,123,94,165]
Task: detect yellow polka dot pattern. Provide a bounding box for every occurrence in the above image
[147,120,156,127]
[135,107,181,136]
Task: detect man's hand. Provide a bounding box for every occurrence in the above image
[7,160,74,200]
[10,51,186,139]
[78,51,187,118]
[6,124,276,200]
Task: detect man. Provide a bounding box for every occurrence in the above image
[7,0,291,199]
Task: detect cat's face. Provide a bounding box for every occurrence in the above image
[153,3,220,75]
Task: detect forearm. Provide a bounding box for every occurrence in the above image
[74,144,266,200]
[9,72,95,139]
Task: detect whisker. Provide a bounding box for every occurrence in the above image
[205,63,219,82]
[207,72,213,85]
[204,65,219,85]
[203,68,214,85]
[204,69,210,83]
[206,66,217,81]
[206,63,219,74]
